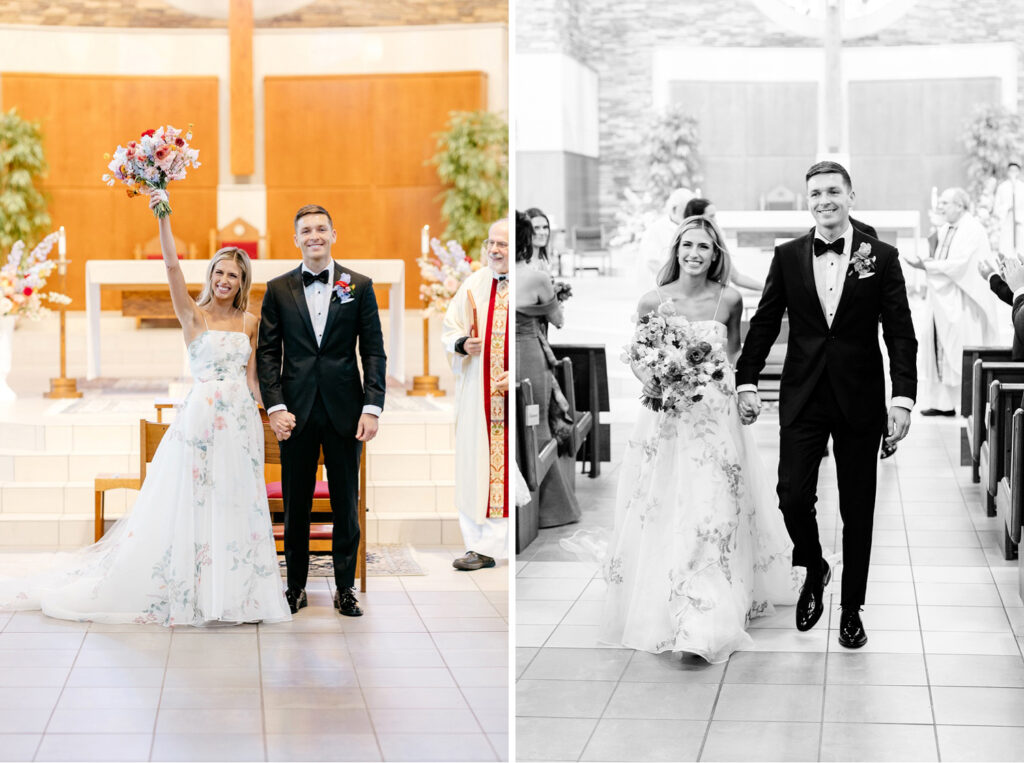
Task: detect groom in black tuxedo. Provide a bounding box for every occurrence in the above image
[257,204,387,617]
[736,161,917,648]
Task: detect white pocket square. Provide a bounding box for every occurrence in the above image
[858,272,876,279]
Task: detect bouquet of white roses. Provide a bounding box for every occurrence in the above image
[102,125,201,217]
[0,233,71,320]
[622,302,728,415]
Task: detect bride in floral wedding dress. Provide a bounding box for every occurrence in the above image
[571,217,798,663]
[0,194,291,626]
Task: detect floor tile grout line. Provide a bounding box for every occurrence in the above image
[147,625,173,763]
[255,622,268,763]
[341,580,386,763]
[695,653,729,761]
[897,454,942,763]
[32,619,88,762]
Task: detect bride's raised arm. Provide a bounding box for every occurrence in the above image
[152,192,203,340]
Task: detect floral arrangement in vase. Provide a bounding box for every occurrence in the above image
[0,232,71,319]
[418,237,480,316]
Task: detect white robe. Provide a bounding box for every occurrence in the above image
[995,178,1024,256]
[441,267,508,558]
[920,213,1001,409]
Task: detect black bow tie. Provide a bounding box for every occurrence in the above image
[302,269,330,287]
[813,237,845,257]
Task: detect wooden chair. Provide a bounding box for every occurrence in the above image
[569,226,611,276]
[94,419,169,541]
[210,217,267,260]
[133,233,197,260]
[261,421,368,593]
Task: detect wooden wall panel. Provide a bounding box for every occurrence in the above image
[264,72,488,308]
[1,73,219,309]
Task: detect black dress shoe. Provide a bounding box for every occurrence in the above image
[452,551,496,571]
[838,607,868,649]
[334,587,363,617]
[920,408,955,417]
[795,560,831,632]
[285,589,307,614]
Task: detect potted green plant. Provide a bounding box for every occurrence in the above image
[0,108,50,253]
[430,110,509,259]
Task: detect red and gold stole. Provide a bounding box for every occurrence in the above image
[483,277,509,518]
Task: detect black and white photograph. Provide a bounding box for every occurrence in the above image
[515,1,1024,760]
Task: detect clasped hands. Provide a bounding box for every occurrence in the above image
[268,410,379,443]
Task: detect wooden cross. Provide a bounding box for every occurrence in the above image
[229,0,254,176]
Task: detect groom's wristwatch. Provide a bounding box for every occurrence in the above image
[454,336,470,355]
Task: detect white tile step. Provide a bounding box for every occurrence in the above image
[366,481,455,514]
[368,450,454,481]
[0,451,136,482]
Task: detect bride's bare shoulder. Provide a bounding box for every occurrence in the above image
[637,289,661,316]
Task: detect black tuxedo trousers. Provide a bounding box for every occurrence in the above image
[280,391,361,592]
[778,371,881,607]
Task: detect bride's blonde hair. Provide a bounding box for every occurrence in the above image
[658,216,732,287]
[196,247,252,312]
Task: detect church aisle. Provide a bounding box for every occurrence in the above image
[0,548,508,763]
[516,411,1023,762]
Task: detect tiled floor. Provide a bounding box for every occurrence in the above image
[0,548,508,762]
[517,413,1024,762]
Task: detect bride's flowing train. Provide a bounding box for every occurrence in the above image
[0,330,291,626]
[565,321,800,663]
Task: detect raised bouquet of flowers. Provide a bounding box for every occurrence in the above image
[418,237,479,316]
[102,125,201,217]
[553,280,573,302]
[0,233,71,320]
[622,302,728,415]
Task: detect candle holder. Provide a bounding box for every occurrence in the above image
[408,312,445,397]
[45,231,82,399]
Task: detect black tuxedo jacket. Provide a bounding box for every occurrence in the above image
[990,273,1024,361]
[257,262,387,434]
[736,227,917,430]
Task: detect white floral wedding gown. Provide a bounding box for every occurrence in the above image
[599,317,799,662]
[0,330,291,626]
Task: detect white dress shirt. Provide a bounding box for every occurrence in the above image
[266,261,382,418]
[739,225,913,411]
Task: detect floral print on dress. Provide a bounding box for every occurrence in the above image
[600,320,799,663]
[0,330,292,626]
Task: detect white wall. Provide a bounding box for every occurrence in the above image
[515,52,598,157]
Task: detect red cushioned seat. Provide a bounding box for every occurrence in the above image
[272,523,333,541]
[266,480,330,499]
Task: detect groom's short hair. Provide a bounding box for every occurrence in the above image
[294,204,333,230]
[806,161,852,190]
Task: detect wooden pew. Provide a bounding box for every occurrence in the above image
[961,347,1013,466]
[997,409,1024,562]
[967,360,1024,486]
[93,419,168,541]
[550,344,609,477]
[516,379,558,553]
[979,381,1024,522]
[554,356,593,459]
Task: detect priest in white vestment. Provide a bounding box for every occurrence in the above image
[906,188,1000,414]
[441,219,509,570]
[996,162,1024,257]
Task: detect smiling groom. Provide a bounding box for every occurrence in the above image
[735,161,917,649]
[257,204,387,617]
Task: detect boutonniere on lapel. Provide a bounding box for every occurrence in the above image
[849,243,876,279]
[332,272,356,303]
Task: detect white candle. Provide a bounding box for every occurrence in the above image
[421,225,429,255]
[58,226,66,261]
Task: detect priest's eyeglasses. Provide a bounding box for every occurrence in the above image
[484,239,509,251]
